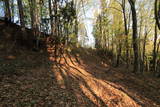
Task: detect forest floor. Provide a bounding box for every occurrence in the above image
[0,40,160,107]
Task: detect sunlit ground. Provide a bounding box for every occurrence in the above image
[48,48,141,107]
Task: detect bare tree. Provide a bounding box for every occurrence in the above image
[128,0,140,72]
[121,0,130,68]
[28,0,39,31]
[153,24,158,72]
[4,0,11,21]
[17,0,25,27]
[155,0,160,30]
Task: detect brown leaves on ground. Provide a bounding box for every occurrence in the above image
[0,46,160,107]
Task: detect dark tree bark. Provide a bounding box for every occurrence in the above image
[17,0,25,27]
[157,40,160,54]
[48,0,54,36]
[28,0,40,50]
[28,0,39,31]
[142,25,150,72]
[11,0,14,22]
[4,0,11,21]
[138,15,143,72]
[128,0,140,72]
[122,0,129,68]
[153,24,158,72]
[116,41,122,67]
[155,0,160,30]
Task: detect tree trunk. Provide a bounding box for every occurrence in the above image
[116,41,122,67]
[11,0,14,22]
[157,40,160,54]
[54,0,58,60]
[155,0,160,30]
[129,0,140,72]
[139,15,143,72]
[48,0,54,36]
[28,0,39,31]
[4,0,11,21]
[153,24,158,72]
[142,26,148,72]
[122,0,129,68]
[17,0,25,27]
[28,0,40,49]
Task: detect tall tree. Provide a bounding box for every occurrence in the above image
[17,0,25,27]
[128,0,139,72]
[153,24,158,72]
[120,0,130,68]
[48,0,54,36]
[11,0,15,22]
[4,0,11,21]
[28,0,39,31]
[155,0,160,30]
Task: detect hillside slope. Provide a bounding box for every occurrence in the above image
[0,42,160,106]
[0,20,160,107]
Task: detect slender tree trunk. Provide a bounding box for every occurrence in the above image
[116,40,122,67]
[53,0,58,61]
[74,1,78,44]
[155,0,160,30]
[111,31,114,54]
[142,26,148,72]
[99,15,102,42]
[17,0,25,27]
[139,15,143,72]
[153,24,158,72]
[122,0,129,68]
[157,40,160,54]
[28,0,40,49]
[156,41,160,76]
[11,0,14,22]
[4,0,11,21]
[29,0,39,31]
[129,0,140,72]
[157,40,160,76]
[107,30,110,50]
[48,0,54,36]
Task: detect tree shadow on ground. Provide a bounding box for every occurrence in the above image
[49,52,141,107]
[74,49,160,107]
[54,63,107,106]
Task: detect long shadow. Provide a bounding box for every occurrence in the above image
[77,52,160,106]
[94,77,145,106]
[61,54,85,76]
[53,62,108,106]
[54,66,96,106]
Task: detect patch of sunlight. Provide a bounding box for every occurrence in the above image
[79,82,100,106]
[49,51,140,107]
[83,78,109,103]
[53,68,66,89]
[61,68,68,77]
[61,55,93,77]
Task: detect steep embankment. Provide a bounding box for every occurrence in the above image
[0,19,46,50]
